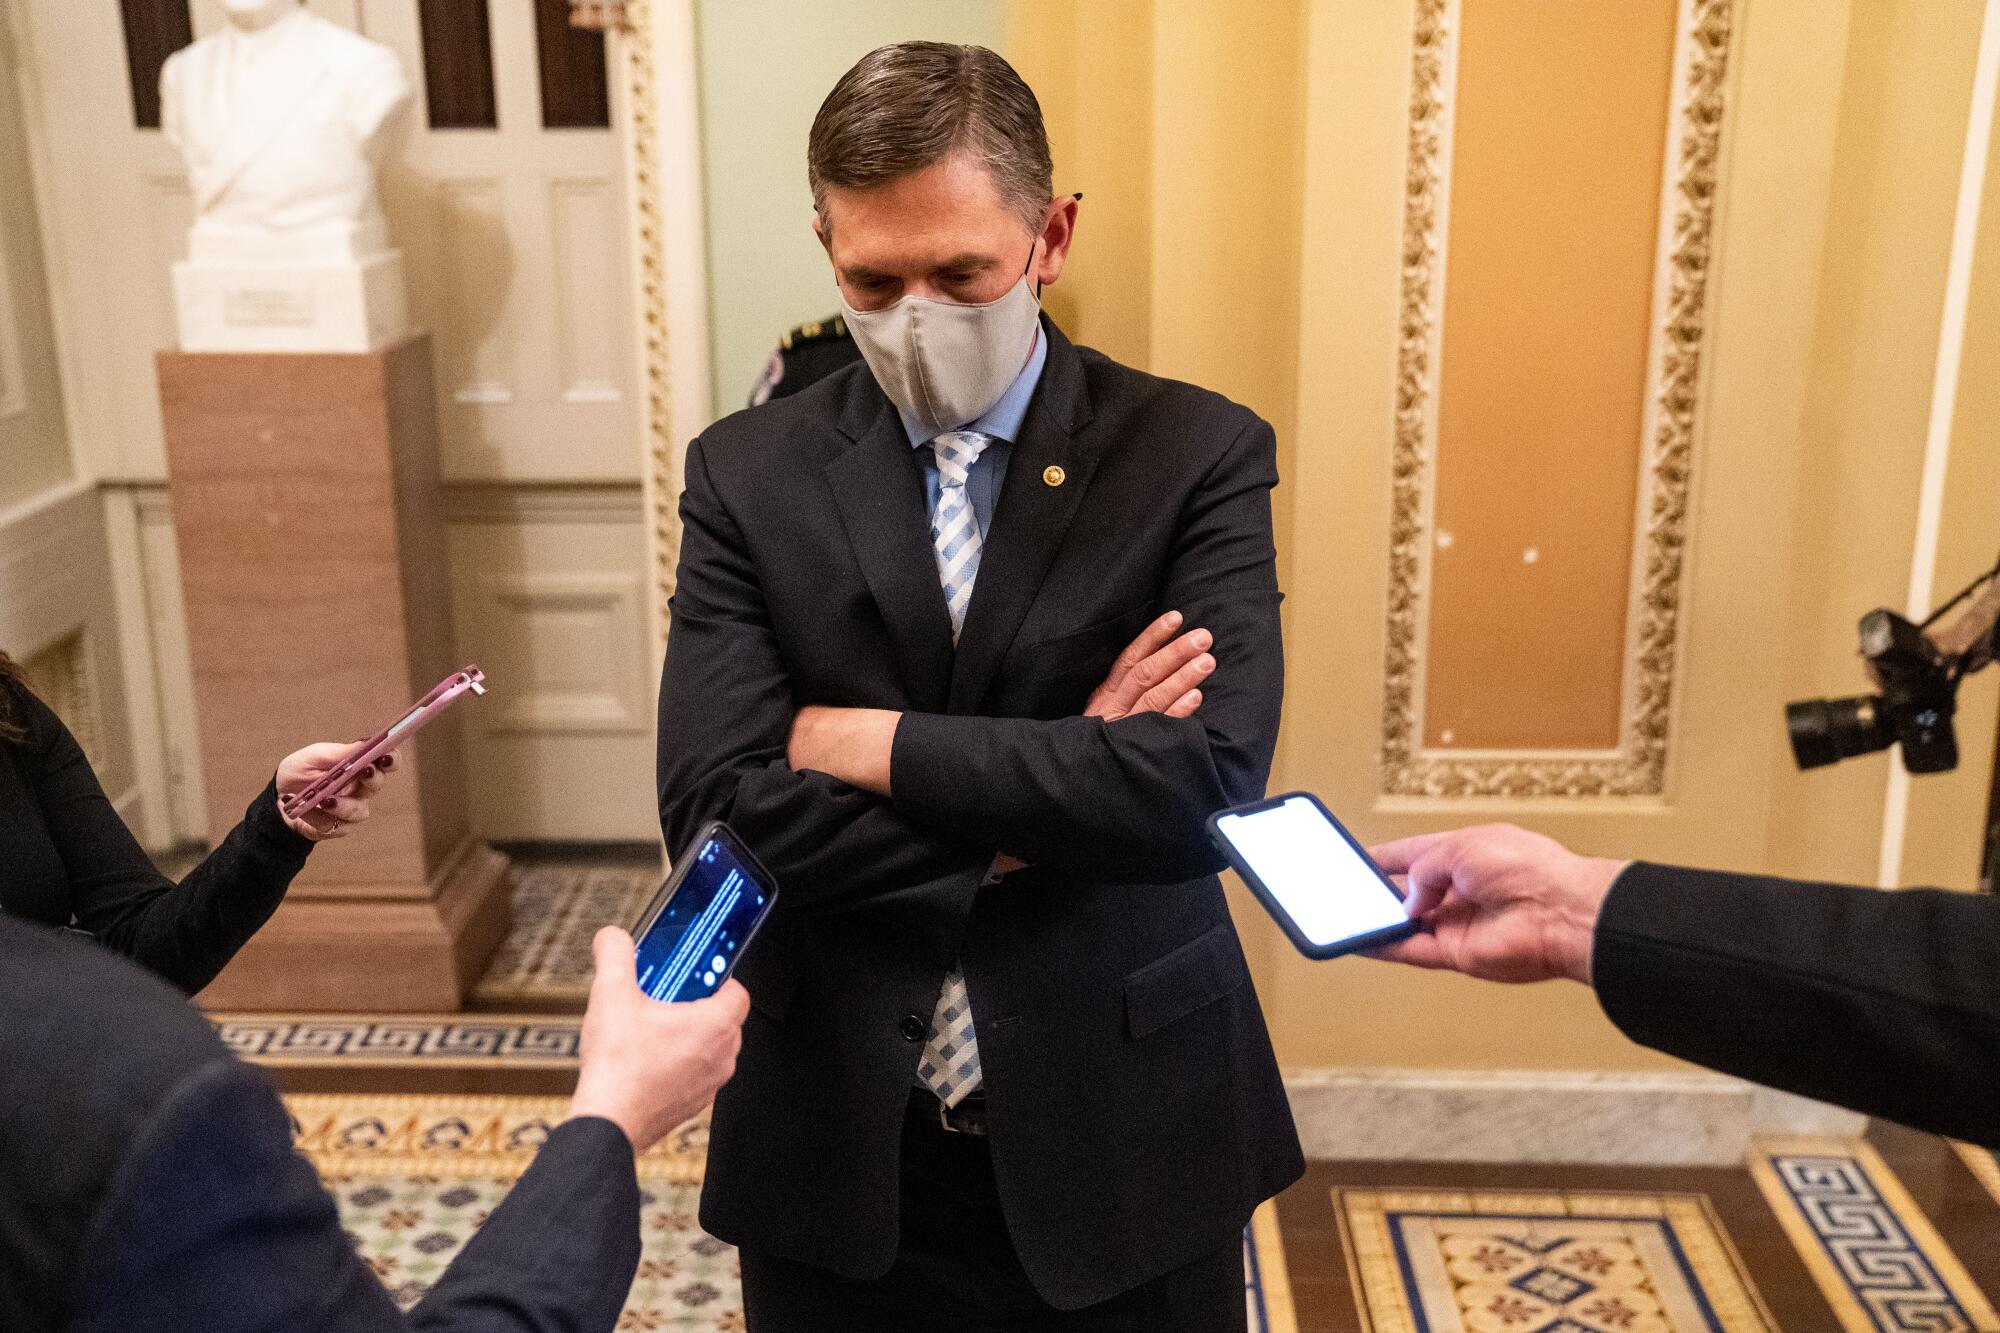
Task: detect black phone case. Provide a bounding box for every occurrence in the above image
[1205,791,1419,961]
[629,819,780,993]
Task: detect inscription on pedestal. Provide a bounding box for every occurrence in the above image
[223,286,319,329]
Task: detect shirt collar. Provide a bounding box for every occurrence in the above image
[902,324,1048,449]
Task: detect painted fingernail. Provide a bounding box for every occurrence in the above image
[377,755,394,769]
[319,799,335,810]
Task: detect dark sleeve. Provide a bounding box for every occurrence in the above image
[888,418,1285,883]
[407,1117,641,1331]
[658,436,988,913]
[75,1058,641,1333]
[1594,861,2000,1146]
[21,685,312,994]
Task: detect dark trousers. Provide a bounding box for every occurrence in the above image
[739,1091,1247,1332]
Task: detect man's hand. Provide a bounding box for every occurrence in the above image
[787,706,900,795]
[1367,824,1628,986]
[1085,611,1215,722]
[568,927,749,1152]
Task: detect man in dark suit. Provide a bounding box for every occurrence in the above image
[657,40,1302,1331]
[1368,822,2000,1146]
[0,916,747,1331]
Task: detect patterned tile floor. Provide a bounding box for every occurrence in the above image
[292,1093,1294,1331]
[472,845,658,1009]
[1269,1124,2000,1332]
[274,1078,2000,1331]
[198,847,2000,1331]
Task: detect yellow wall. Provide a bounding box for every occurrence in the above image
[1007,0,1998,1072]
[1767,0,1991,890]
[713,1,1998,1069]
[1425,0,1674,753]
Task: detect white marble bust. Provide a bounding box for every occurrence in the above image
[161,0,410,264]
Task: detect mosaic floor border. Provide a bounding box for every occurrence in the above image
[294,1093,1294,1328]
[288,1092,705,1181]
[1748,1134,2000,1333]
[1337,1187,1775,1333]
[1250,1197,1301,1333]
[1955,1141,2000,1214]
[221,1014,583,1067]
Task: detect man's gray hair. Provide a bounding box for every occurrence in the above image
[808,42,1053,233]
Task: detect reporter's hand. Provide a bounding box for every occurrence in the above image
[568,926,748,1152]
[1366,824,1627,986]
[1927,577,2000,672]
[275,743,393,841]
[1085,611,1215,721]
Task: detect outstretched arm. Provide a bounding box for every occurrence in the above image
[1370,823,2000,1147]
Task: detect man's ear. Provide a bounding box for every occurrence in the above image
[811,214,831,254]
[1036,194,1079,288]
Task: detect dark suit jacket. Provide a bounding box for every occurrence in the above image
[1596,862,2000,1146]
[658,318,1304,1310]
[0,916,643,1331]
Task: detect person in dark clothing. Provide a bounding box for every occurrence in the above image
[0,912,748,1332]
[0,648,389,993]
[747,313,865,407]
[1369,822,2000,1148]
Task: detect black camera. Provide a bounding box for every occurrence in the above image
[1788,608,1964,773]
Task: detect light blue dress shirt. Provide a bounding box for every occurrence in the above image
[901,328,1049,540]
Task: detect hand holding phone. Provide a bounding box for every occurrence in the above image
[278,666,486,820]
[1207,792,1418,959]
[569,925,749,1150]
[275,742,393,840]
[631,822,778,1003]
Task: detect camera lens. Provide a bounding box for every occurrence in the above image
[1787,696,1893,770]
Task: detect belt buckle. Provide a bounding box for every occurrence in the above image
[937,1094,988,1136]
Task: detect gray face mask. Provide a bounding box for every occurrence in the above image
[839,246,1042,437]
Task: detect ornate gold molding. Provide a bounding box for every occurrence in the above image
[1381,0,1735,799]
[618,0,685,633]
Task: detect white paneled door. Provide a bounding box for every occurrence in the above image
[363,1,637,481]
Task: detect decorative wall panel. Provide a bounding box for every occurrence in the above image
[1382,0,1736,799]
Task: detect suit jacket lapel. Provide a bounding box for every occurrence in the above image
[825,388,956,712]
[949,321,1098,714]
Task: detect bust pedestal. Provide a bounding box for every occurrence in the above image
[159,334,510,1011]
[173,222,409,354]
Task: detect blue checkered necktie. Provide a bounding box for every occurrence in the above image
[919,429,989,1106]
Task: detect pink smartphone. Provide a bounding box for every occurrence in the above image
[279,666,486,818]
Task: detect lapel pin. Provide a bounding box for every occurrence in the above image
[1043,465,1067,488]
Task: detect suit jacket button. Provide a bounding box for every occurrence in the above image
[899,1015,927,1043]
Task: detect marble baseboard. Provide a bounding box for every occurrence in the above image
[1284,1067,1868,1166]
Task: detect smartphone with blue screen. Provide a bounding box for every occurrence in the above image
[1207,792,1418,960]
[631,821,778,1003]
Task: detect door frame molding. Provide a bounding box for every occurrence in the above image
[617,0,713,660]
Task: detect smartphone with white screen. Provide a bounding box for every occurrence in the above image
[1207,792,1418,960]
[631,821,778,1003]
